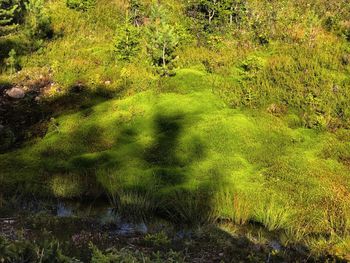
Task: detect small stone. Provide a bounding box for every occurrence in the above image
[269,240,282,251]
[6,88,25,99]
[219,253,224,257]
[105,80,111,85]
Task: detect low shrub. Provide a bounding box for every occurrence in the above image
[25,0,54,40]
[66,0,95,11]
[0,236,75,263]
[144,231,171,247]
[90,243,185,263]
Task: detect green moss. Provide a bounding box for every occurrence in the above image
[1,70,349,237]
[1,0,350,258]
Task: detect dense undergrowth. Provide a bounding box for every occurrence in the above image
[1,0,350,260]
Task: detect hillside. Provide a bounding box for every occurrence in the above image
[0,0,350,261]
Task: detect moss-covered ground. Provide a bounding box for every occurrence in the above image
[1,0,350,260]
[2,68,350,258]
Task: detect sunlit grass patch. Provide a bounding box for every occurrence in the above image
[1,65,350,257]
[50,173,86,198]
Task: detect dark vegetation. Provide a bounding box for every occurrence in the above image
[0,0,350,261]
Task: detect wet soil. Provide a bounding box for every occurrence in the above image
[1,199,342,263]
[0,77,53,151]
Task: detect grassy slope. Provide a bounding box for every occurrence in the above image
[2,68,350,254]
[1,0,350,258]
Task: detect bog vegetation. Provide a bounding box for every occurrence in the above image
[0,0,350,261]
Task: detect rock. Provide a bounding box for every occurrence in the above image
[269,240,282,251]
[6,88,25,99]
[57,202,74,217]
[104,80,111,85]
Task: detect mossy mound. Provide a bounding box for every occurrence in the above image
[1,69,349,242]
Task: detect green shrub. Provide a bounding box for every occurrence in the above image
[240,55,266,73]
[144,231,171,247]
[146,5,180,75]
[5,48,19,73]
[0,236,75,263]
[89,243,185,263]
[0,0,20,36]
[66,0,95,11]
[25,0,53,40]
[114,21,140,61]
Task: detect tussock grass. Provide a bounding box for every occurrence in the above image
[2,70,349,257]
[1,0,350,259]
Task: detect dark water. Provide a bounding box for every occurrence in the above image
[0,199,322,262]
[0,199,174,260]
[0,198,175,238]
[55,201,154,236]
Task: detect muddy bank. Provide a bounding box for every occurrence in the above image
[1,198,345,262]
[0,75,54,152]
[0,74,114,153]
